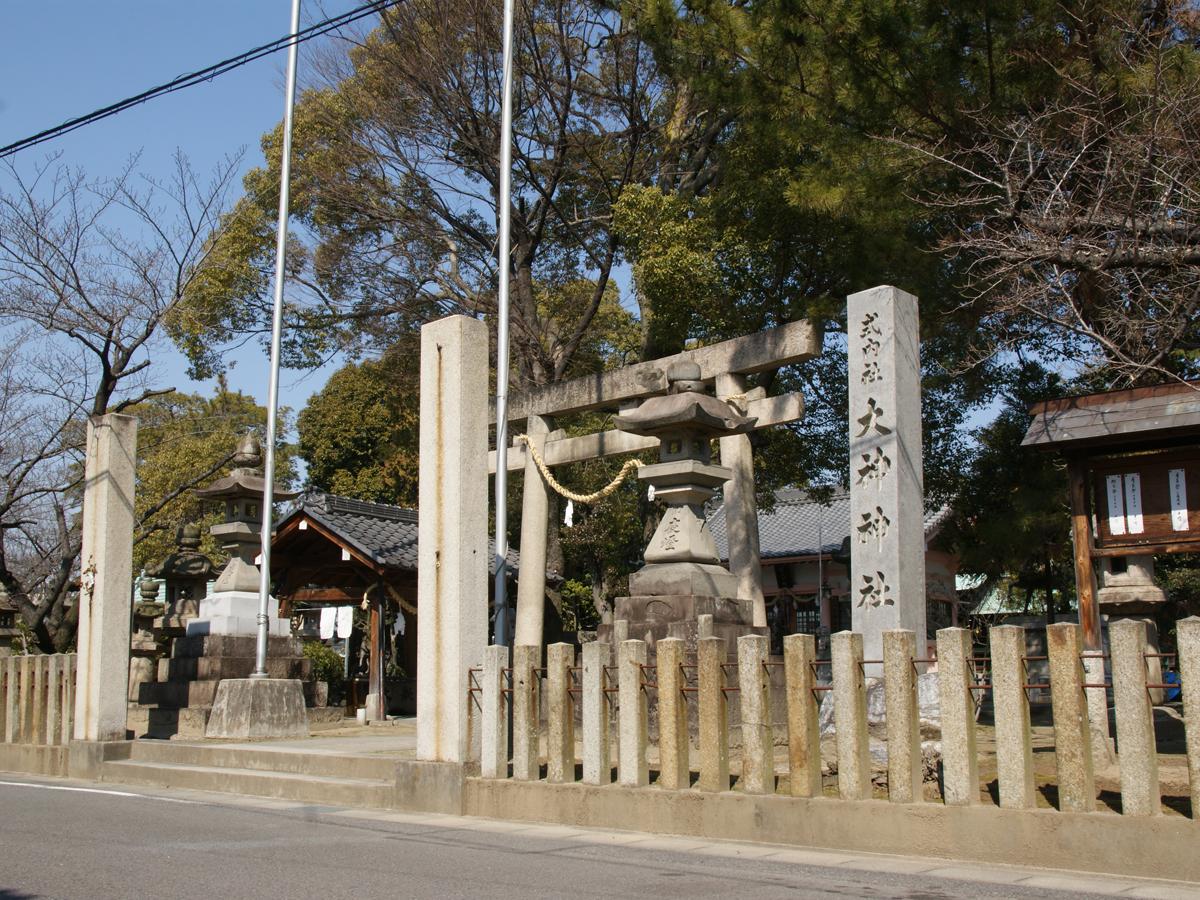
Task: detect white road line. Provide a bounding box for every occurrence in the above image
[0,780,195,803]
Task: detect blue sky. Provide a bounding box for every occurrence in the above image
[0,1,365,423]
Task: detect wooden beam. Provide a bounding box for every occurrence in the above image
[1067,459,1102,651]
[288,587,361,605]
[488,391,805,473]
[1091,540,1200,557]
[491,319,822,423]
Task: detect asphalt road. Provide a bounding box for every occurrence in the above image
[0,776,1192,900]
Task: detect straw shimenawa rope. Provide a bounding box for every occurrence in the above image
[515,433,643,505]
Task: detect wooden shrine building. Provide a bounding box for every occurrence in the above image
[270,493,518,718]
[1023,381,1200,698]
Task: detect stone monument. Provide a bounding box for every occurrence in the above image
[847,286,926,674]
[604,361,760,648]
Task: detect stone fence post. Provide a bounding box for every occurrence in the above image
[1109,619,1159,816]
[618,639,649,787]
[656,637,689,790]
[697,636,729,792]
[784,633,821,798]
[831,631,870,800]
[1177,617,1200,821]
[1047,622,1096,813]
[546,643,575,783]
[480,644,509,779]
[511,644,540,781]
[581,641,612,785]
[739,634,773,794]
[883,629,921,803]
[937,627,979,806]
[990,625,1035,810]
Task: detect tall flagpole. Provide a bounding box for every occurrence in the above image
[253,0,303,678]
[492,0,517,648]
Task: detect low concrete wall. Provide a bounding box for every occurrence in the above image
[464,777,1200,883]
[393,760,466,815]
[0,743,68,777]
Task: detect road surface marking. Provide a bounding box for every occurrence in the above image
[0,780,195,803]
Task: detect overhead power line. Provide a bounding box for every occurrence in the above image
[0,0,401,159]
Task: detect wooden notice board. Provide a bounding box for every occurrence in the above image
[1091,449,1200,551]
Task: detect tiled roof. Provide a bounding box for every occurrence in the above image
[706,488,952,561]
[280,492,519,576]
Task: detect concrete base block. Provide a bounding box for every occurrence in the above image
[67,740,131,779]
[0,742,70,777]
[204,679,309,740]
[464,779,1200,884]
[394,760,466,815]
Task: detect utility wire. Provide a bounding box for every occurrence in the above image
[0,0,401,159]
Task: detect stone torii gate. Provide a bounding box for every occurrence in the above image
[489,319,823,647]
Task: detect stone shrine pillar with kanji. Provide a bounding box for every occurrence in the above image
[847,286,926,673]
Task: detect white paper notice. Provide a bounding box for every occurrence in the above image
[1124,472,1144,534]
[1106,474,1126,535]
[1169,468,1189,532]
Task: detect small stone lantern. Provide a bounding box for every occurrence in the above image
[144,523,213,620]
[614,361,756,599]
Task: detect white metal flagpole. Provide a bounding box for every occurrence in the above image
[492,0,517,648]
[253,0,303,678]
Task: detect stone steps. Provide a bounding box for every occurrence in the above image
[127,704,347,740]
[124,739,402,781]
[137,677,325,711]
[169,634,306,660]
[99,758,396,808]
[126,705,212,740]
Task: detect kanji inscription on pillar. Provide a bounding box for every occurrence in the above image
[847,286,926,672]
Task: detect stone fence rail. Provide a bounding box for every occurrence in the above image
[471,619,1200,819]
[1,654,76,745]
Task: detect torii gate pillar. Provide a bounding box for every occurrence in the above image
[717,372,767,627]
[416,315,488,763]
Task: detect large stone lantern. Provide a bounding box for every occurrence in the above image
[195,433,298,593]
[610,361,757,646]
[188,433,297,637]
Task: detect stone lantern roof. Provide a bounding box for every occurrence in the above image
[195,433,299,503]
[613,362,756,438]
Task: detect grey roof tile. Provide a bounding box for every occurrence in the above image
[706,488,951,561]
[280,492,518,575]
